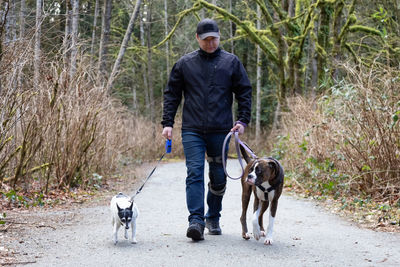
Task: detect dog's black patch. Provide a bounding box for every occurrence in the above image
[117,202,134,228]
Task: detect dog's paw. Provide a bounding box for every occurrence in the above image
[242,233,251,240]
[131,239,137,244]
[260,231,266,237]
[113,240,118,245]
[252,221,261,241]
[264,237,273,245]
[253,229,261,241]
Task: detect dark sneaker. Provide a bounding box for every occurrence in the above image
[186,222,204,241]
[205,219,222,235]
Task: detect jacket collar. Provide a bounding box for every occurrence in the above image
[198,47,221,58]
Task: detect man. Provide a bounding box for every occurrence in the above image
[161,18,252,241]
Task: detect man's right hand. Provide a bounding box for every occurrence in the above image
[162,126,173,140]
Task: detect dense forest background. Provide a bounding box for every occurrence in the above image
[0,0,399,224]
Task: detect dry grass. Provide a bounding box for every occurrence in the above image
[0,41,168,202]
[277,63,399,227]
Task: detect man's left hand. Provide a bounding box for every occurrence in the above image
[230,124,244,135]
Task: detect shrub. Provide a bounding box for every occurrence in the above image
[0,41,166,195]
[280,63,400,204]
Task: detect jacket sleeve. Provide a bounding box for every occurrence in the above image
[232,57,252,125]
[161,60,184,128]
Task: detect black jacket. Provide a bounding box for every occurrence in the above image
[162,48,252,133]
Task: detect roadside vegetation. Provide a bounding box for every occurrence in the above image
[1,0,399,233]
[0,44,167,210]
[273,63,400,230]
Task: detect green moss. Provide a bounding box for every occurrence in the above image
[349,25,383,38]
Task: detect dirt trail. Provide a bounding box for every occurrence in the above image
[4,160,400,266]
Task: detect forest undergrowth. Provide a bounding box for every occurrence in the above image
[274,63,400,231]
[0,44,168,213]
[1,45,399,232]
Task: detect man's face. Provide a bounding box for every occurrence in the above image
[196,34,220,54]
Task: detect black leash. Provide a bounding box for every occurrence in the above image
[130,139,171,201]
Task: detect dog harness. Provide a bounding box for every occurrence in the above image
[256,181,281,200]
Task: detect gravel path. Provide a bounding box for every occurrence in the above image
[7,160,400,266]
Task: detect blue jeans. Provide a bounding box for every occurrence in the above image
[182,131,229,226]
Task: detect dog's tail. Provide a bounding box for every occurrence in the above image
[239,143,252,164]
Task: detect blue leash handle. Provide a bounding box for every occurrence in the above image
[165,139,172,154]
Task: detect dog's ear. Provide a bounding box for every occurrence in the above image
[268,161,276,169]
[268,161,279,175]
[116,203,122,212]
[268,158,284,181]
[243,159,256,180]
[239,144,251,164]
[128,201,133,210]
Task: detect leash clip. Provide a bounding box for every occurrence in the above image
[165,139,172,154]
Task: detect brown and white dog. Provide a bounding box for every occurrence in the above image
[239,146,284,245]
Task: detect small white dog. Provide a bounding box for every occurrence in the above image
[110,192,139,245]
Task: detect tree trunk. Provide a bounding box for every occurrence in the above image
[63,1,71,68]
[292,0,307,95]
[0,1,10,93]
[106,0,142,94]
[184,0,190,36]
[34,0,43,88]
[97,0,113,85]
[317,3,331,86]
[132,66,138,116]
[164,0,169,78]
[162,0,169,112]
[331,0,344,80]
[5,0,15,42]
[277,29,287,108]
[229,0,234,54]
[310,28,318,99]
[287,0,295,17]
[89,0,99,69]
[70,0,79,80]
[281,0,289,12]
[287,0,295,95]
[140,6,150,112]
[396,0,400,36]
[255,5,261,140]
[270,5,287,108]
[229,0,236,122]
[271,101,281,132]
[146,2,155,124]
[17,0,26,88]
[19,0,25,38]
